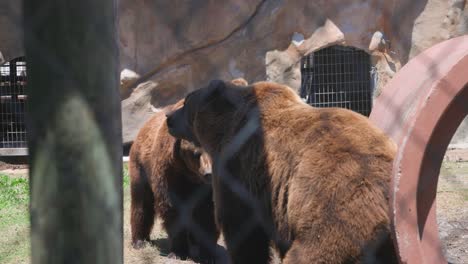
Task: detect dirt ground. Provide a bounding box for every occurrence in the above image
[123,156,468,264]
[437,161,468,264]
[122,187,219,264]
[0,161,28,171]
[112,149,468,264]
[0,149,467,263]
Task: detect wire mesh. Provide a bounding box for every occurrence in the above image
[0,57,28,148]
[300,45,373,117]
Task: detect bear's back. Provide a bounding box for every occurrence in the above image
[130,110,175,171]
[263,103,396,194]
[287,107,393,239]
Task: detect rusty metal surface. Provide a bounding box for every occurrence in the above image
[369,35,468,264]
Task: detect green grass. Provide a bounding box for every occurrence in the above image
[0,165,131,264]
[0,174,29,210]
[0,174,30,264]
[123,162,130,188]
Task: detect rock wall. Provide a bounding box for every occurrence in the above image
[1,0,467,145]
[0,0,23,64]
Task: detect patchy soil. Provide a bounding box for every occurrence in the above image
[123,186,205,264]
[437,160,468,264]
[124,154,467,264]
[445,148,468,162]
[0,152,466,263]
[0,161,28,171]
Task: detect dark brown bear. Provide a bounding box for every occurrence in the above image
[166,80,398,264]
[129,99,219,262]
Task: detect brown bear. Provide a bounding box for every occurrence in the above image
[129,99,219,262]
[166,80,398,264]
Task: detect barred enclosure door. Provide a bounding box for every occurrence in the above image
[300,46,373,116]
[0,57,27,151]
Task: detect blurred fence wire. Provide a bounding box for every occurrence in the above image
[0,0,467,264]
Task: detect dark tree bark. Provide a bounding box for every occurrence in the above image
[23,0,122,263]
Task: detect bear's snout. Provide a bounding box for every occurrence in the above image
[166,113,174,129]
[166,111,187,139]
[166,113,182,139]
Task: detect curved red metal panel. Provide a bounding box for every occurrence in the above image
[369,35,468,264]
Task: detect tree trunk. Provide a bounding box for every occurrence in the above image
[23,0,122,263]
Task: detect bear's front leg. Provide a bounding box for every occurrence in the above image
[189,184,221,262]
[166,228,190,260]
[218,189,271,264]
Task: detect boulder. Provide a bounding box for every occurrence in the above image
[121,81,159,144]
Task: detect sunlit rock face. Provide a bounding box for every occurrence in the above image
[1,0,467,144]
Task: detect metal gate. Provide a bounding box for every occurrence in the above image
[0,57,27,155]
[300,46,373,116]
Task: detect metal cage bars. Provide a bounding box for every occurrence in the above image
[300,46,373,117]
[0,57,28,149]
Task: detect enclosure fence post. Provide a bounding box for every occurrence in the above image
[22,0,123,263]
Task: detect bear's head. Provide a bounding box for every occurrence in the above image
[166,79,301,154]
[177,139,212,183]
[166,80,249,153]
[166,99,213,183]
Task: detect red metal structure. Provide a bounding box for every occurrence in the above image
[369,36,468,263]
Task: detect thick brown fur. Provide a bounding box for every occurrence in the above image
[129,99,219,262]
[167,80,398,264]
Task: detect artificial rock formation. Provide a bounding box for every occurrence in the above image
[1,0,468,144]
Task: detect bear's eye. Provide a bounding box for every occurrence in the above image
[193,152,202,159]
[185,92,195,105]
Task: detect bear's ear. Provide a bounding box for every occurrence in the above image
[203,79,245,108]
[198,79,225,100]
[207,79,226,95]
[207,79,244,97]
[199,79,229,103]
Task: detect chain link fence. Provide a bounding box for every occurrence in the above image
[1,1,467,264]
